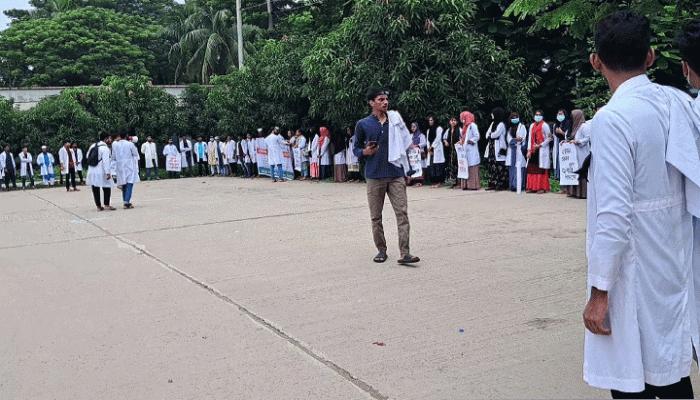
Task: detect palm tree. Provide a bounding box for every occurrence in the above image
[161,0,263,84]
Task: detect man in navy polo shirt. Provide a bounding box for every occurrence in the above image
[353,88,420,265]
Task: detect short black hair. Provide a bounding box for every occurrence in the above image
[366,88,389,102]
[100,132,110,142]
[678,19,700,76]
[595,11,651,72]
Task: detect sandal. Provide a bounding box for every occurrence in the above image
[398,254,420,265]
[104,206,116,211]
[373,252,388,263]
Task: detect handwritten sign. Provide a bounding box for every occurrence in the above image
[559,143,579,185]
[407,148,423,178]
[455,143,469,180]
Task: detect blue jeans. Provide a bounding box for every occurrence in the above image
[122,183,133,204]
[146,166,159,179]
[271,164,283,180]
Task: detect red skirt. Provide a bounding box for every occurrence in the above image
[526,164,550,191]
[310,162,319,178]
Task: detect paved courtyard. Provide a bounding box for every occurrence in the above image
[1,177,693,399]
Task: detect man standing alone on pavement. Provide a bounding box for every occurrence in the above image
[140,136,159,180]
[353,88,420,265]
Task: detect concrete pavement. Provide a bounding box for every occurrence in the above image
[0,177,691,399]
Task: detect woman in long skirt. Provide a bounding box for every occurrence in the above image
[486,108,509,190]
[333,132,347,183]
[526,110,552,194]
[460,111,482,190]
[567,109,589,198]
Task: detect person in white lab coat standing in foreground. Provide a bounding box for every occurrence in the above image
[112,132,140,209]
[582,11,696,399]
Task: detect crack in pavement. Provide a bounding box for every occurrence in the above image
[29,192,388,400]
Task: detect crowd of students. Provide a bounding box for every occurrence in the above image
[0,106,594,198]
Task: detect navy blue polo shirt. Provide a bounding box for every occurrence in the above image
[353,114,404,179]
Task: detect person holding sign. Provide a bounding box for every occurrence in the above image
[406,122,427,187]
[426,116,446,188]
[505,112,527,192]
[582,11,695,398]
[566,109,589,198]
[163,138,181,179]
[525,110,552,194]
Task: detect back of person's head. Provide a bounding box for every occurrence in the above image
[678,19,700,75]
[99,132,110,142]
[595,11,651,71]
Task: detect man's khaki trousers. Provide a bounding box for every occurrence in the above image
[366,177,410,255]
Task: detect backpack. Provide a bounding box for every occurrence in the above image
[87,146,100,167]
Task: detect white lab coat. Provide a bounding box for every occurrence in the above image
[485,122,507,162]
[112,140,140,185]
[265,134,285,166]
[141,142,159,168]
[346,135,358,165]
[310,134,320,164]
[297,136,309,163]
[193,141,208,162]
[19,152,33,176]
[163,144,181,172]
[527,122,552,170]
[225,140,237,163]
[58,147,76,175]
[74,148,83,171]
[238,140,250,164]
[36,152,55,177]
[427,126,446,165]
[318,136,331,166]
[180,139,193,168]
[505,124,528,168]
[255,138,265,164]
[464,123,481,167]
[584,75,695,392]
[0,151,16,175]
[574,122,591,167]
[86,143,115,188]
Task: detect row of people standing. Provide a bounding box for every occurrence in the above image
[483,107,591,197]
[0,143,86,191]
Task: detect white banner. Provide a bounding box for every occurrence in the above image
[559,143,579,185]
[407,147,423,178]
[166,154,181,172]
[257,145,293,180]
[455,143,469,180]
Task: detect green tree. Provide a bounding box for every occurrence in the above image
[302,0,537,129]
[162,0,263,84]
[0,97,19,151]
[0,7,159,87]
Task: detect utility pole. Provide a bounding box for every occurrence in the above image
[236,0,244,69]
[267,0,273,30]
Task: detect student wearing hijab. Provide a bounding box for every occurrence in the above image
[426,116,446,188]
[485,107,509,190]
[406,122,427,187]
[460,111,481,190]
[565,109,588,198]
[526,110,552,194]
[505,112,528,191]
[445,116,460,188]
[553,109,572,184]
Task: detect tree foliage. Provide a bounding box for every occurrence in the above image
[0,7,159,87]
[303,0,537,129]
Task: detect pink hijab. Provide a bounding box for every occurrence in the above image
[460,111,475,143]
[319,127,330,148]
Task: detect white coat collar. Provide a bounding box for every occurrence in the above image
[611,74,652,101]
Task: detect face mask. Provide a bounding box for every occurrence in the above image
[534,116,543,122]
[511,119,519,124]
[210,139,214,142]
[557,115,565,122]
